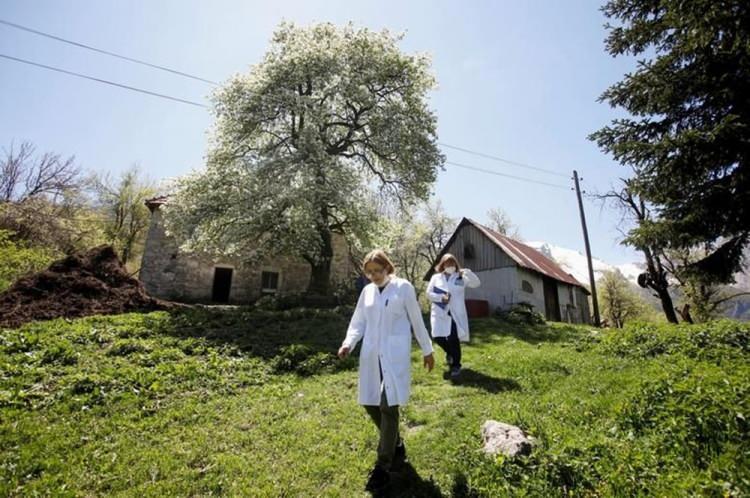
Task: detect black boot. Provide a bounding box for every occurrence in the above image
[365,464,390,492]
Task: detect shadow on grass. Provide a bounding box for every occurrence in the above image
[372,462,444,497]
[158,306,350,360]
[138,307,361,376]
[442,368,522,393]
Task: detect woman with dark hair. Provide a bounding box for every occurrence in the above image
[338,249,435,492]
[427,253,481,378]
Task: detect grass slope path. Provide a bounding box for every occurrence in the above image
[1,308,748,497]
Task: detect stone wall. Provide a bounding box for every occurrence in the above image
[139,206,356,304]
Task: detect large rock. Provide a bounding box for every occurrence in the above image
[481,420,534,457]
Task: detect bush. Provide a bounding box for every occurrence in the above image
[40,340,78,366]
[0,230,57,292]
[619,360,749,469]
[599,320,750,361]
[456,443,607,497]
[270,344,354,376]
[106,339,151,357]
[495,302,546,325]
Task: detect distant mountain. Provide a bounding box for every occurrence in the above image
[525,241,750,321]
[525,241,644,287]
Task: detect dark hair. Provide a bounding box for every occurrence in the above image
[435,253,461,273]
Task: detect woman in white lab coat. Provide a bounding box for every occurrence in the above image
[338,249,434,492]
[427,253,481,378]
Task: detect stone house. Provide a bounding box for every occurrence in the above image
[426,218,591,324]
[139,196,355,304]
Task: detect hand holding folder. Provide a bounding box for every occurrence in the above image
[433,286,450,309]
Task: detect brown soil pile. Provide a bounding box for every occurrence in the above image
[0,245,173,328]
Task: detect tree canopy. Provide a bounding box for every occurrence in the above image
[166,22,444,295]
[590,0,750,282]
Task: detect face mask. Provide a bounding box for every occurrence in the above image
[445,266,457,275]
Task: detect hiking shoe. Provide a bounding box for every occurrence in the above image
[450,366,462,378]
[365,465,390,491]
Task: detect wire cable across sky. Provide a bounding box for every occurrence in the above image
[2,51,571,189]
[1,15,575,189]
[0,18,219,85]
[1,17,573,183]
[0,53,208,107]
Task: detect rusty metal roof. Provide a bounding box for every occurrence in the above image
[469,218,588,291]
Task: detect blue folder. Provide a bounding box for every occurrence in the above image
[432,286,449,309]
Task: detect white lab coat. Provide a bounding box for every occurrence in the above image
[342,276,433,407]
[426,269,481,342]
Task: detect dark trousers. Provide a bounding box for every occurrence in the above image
[364,389,400,470]
[434,317,461,368]
[363,362,400,470]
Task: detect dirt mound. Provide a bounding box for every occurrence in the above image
[0,245,173,328]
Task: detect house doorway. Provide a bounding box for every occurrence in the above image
[542,276,561,321]
[212,267,233,303]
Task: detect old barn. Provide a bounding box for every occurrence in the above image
[426,218,591,324]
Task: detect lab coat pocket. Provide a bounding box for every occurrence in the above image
[385,295,405,318]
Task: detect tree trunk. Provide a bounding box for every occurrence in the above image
[654,285,679,324]
[676,303,694,324]
[308,257,332,296]
[306,163,335,297]
[641,247,679,324]
[306,214,334,297]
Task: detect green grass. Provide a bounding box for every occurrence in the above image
[1,309,748,497]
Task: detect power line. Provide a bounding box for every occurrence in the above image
[0,53,208,108]
[1,52,567,189]
[445,160,569,190]
[0,18,572,182]
[0,18,219,85]
[439,142,568,178]
[2,52,569,190]
[1,18,577,184]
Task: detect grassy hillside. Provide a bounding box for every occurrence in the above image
[1,308,748,497]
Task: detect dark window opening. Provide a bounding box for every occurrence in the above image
[212,267,233,303]
[464,243,475,260]
[521,280,534,293]
[261,271,279,294]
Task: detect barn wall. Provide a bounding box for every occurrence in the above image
[515,268,547,316]
[556,282,591,324]
[465,267,518,311]
[444,224,516,271]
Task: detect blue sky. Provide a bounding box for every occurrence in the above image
[1,0,641,265]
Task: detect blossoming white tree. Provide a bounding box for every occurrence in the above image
[166,22,444,295]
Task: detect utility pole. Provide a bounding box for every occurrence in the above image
[573,170,600,326]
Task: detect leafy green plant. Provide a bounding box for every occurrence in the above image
[0,230,57,292]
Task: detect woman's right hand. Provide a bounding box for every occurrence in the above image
[337,345,350,359]
[441,293,451,303]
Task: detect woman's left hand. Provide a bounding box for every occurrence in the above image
[423,353,435,372]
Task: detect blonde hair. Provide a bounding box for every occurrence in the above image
[435,253,461,273]
[362,249,396,275]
